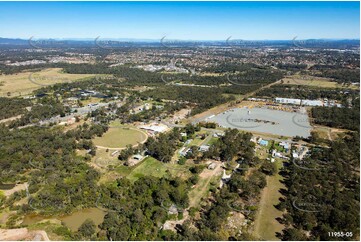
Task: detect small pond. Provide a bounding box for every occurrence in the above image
[22,207,106,231]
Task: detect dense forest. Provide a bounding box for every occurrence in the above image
[144,128,183,162]
[314,69,360,84]
[9,98,70,128]
[0,122,107,221]
[203,129,256,162]
[202,63,258,73]
[276,63,308,71]
[35,77,126,100]
[62,63,283,87]
[277,132,360,240]
[140,86,235,115]
[311,101,360,131]
[97,177,190,240]
[256,84,358,103]
[0,97,31,120]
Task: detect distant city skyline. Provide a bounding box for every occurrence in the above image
[0,1,359,40]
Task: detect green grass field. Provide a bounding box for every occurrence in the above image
[115,165,134,177]
[188,138,203,146]
[253,160,285,240]
[207,137,219,145]
[126,157,192,182]
[93,125,147,149]
[127,157,168,182]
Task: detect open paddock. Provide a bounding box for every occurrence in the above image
[0,68,100,97]
[283,75,359,89]
[93,123,148,149]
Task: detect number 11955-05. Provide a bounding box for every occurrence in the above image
[328,232,353,238]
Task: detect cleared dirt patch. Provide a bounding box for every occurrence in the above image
[0,228,49,241]
[1,183,28,197]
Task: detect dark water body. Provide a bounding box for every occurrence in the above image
[0,183,16,190]
[22,207,106,231]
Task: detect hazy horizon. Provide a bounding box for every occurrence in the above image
[0,1,359,40]
[1,37,360,41]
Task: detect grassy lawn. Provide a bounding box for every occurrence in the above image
[188,173,220,208]
[188,178,210,208]
[91,148,133,183]
[80,97,103,106]
[164,162,192,180]
[92,148,119,165]
[115,165,134,177]
[126,157,193,182]
[253,160,285,240]
[93,124,147,148]
[188,138,203,147]
[283,75,359,90]
[0,68,98,97]
[127,157,168,182]
[207,137,219,145]
[274,143,286,153]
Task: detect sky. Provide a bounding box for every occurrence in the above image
[0,1,359,40]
